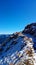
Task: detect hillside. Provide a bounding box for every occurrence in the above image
[0,23,36,65]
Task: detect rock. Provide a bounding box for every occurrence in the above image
[22,23,36,36]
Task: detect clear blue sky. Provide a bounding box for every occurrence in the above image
[0,0,36,34]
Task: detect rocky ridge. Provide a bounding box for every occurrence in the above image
[0,23,36,65]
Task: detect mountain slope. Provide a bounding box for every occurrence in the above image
[0,23,36,65]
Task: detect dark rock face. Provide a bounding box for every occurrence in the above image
[22,23,36,37]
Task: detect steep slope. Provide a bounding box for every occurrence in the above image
[0,23,36,65]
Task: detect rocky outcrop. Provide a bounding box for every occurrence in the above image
[22,23,36,37]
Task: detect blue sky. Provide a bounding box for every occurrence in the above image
[0,0,36,34]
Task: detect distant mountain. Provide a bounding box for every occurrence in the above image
[0,23,36,65]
